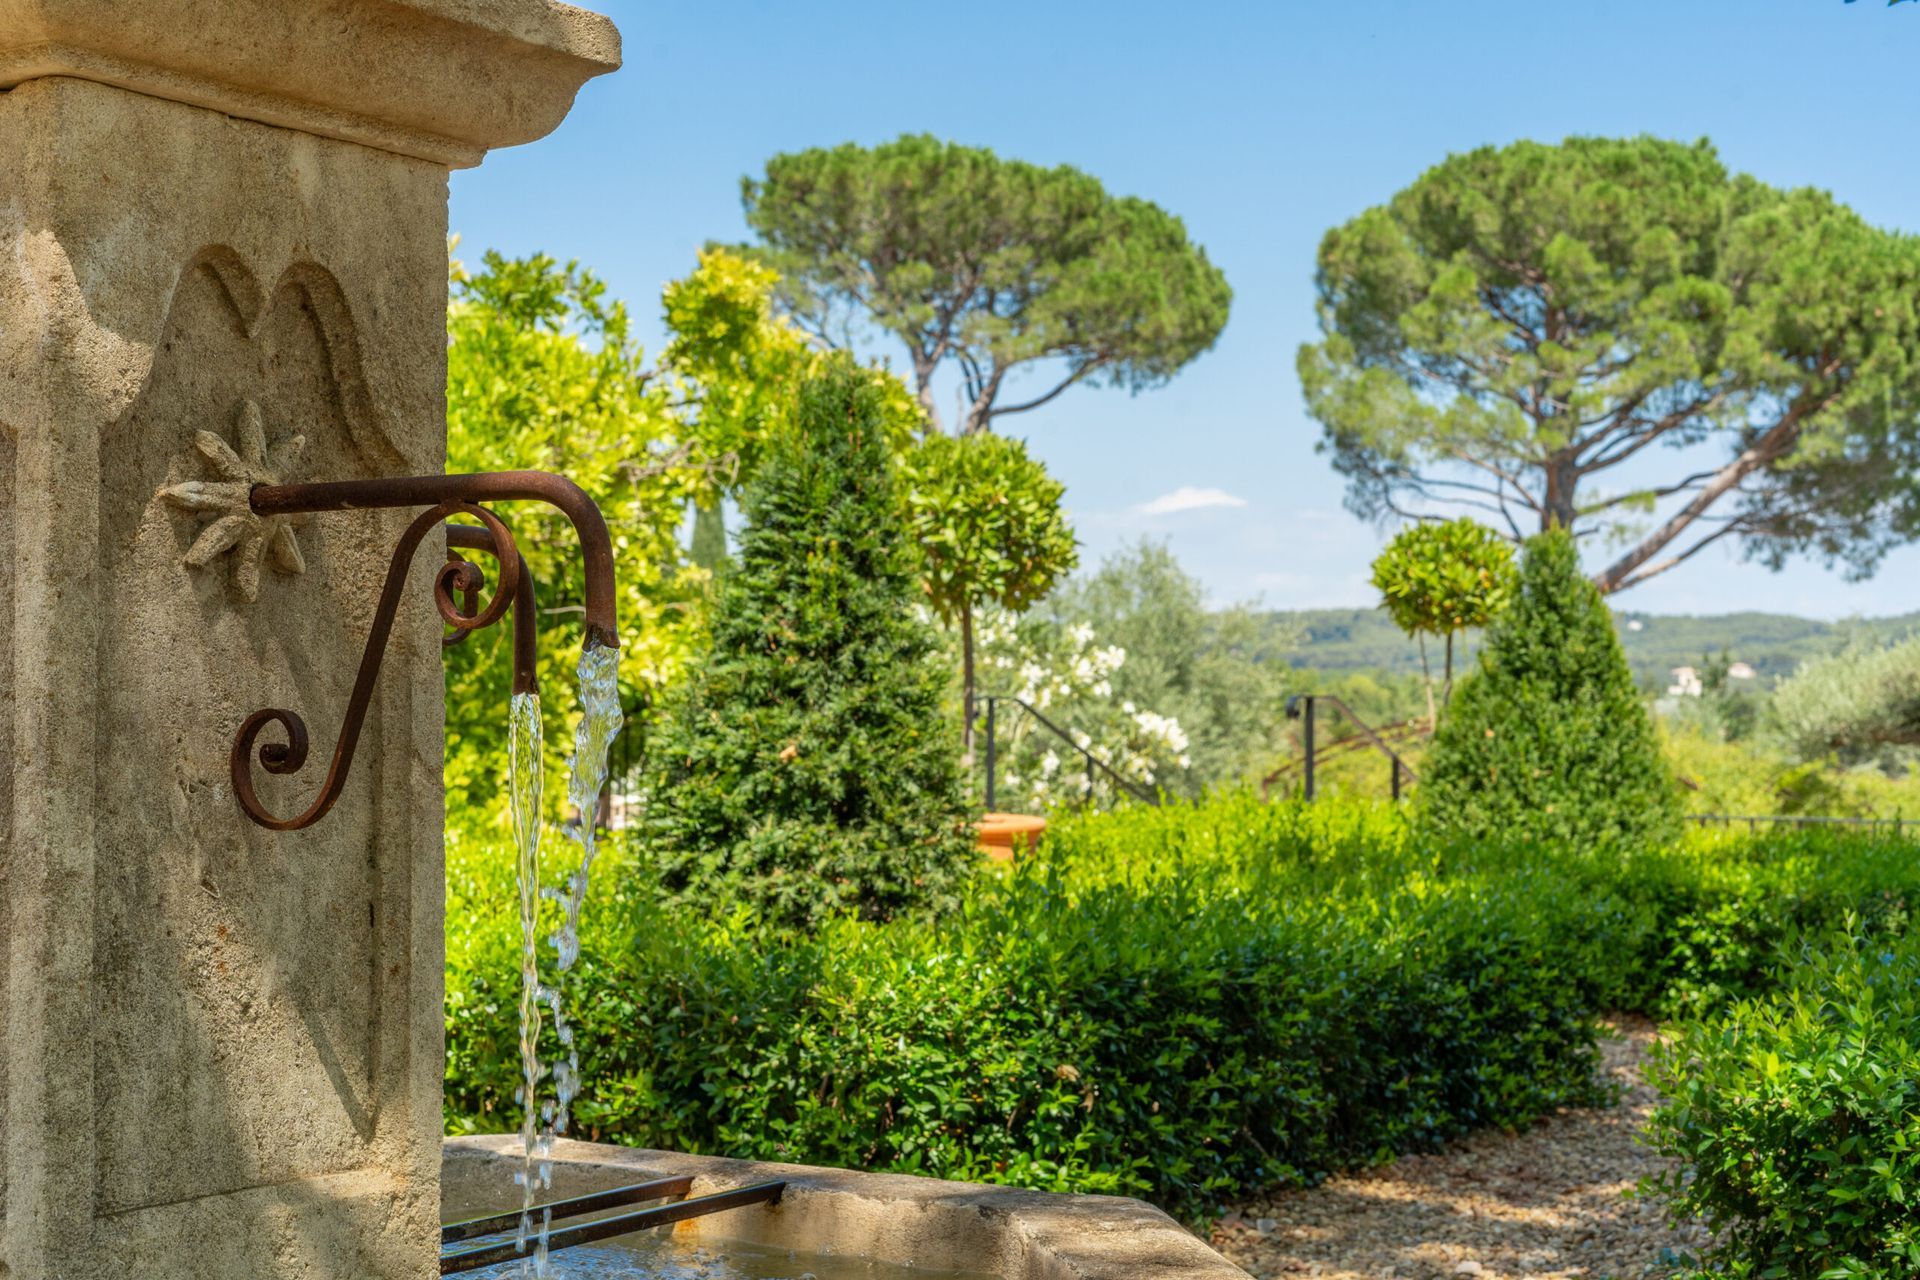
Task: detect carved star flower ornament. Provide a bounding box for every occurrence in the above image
[160,399,310,603]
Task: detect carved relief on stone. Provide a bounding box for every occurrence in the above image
[158,399,310,602]
[97,246,398,1217]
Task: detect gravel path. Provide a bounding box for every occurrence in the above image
[1210,1017,1710,1280]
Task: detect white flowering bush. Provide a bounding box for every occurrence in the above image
[960,605,1190,810]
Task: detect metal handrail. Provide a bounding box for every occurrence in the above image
[1262,717,1428,782]
[980,694,1160,810]
[1266,694,1419,802]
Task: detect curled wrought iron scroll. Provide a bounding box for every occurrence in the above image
[230,499,520,831]
[231,470,620,832]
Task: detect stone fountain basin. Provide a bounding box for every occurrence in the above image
[444,1136,1250,1280]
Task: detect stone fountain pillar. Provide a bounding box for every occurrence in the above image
[0,4,617,1276]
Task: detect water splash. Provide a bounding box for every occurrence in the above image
[510,644,624,1278]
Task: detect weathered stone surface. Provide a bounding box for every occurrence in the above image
[0,5,615,1276]
[0,0,621,166]
[445,1137,1255,1280]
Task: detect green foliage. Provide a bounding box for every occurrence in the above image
[446,792,1920,1222]
[1646,928,1920,1278]
[662,247,813,498]
[445,248,701,817]
[1041,541,1290,793]
[664,246,923,500]
[1371,517,1516,721]
[1371,518,1517,641]
[1299,135,1920,594]
[1772,635,1920,765]
[743,134,1232,435]
[444,245,928,829]
[898,433,1078,759]
[1422,530,1681,847]
[641,361,973,925]
[900,433,1078,625]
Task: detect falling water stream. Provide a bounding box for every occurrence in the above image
[472,645,990,1279]
[508,644,625,1278]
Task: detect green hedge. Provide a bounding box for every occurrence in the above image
[444,793,1920,1220]
[1646,929,1920,1279]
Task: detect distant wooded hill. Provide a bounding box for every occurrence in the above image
[1256,607,1920,687]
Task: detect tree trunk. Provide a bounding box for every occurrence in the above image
[1442,631,1455,711]
[911,351,948,437]
[961,366,1006,437]
[1541,455,1580,533]
[960,599,977,770]
[1417,632,1436,733]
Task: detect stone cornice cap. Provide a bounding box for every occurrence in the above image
[0,0,620,167]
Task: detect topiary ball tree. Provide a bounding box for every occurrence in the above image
[1420,528,1680,849]
[643,358,974,927]
[1370,517,1517,729]
[898,431,1078,766]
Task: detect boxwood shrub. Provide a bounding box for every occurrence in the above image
[444,792,1920,1221]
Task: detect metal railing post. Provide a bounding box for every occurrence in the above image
[972,694,1159,809]
[984,697,997,812]
[1303,695,1316,802]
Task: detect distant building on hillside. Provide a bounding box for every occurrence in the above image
[1668,661,1755,697]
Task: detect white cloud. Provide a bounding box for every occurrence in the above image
[1136,486,1249,516]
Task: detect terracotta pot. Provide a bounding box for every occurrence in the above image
[975,811,1047,862]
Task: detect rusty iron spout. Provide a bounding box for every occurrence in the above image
[231,470,622,831]
[251,470,619,652]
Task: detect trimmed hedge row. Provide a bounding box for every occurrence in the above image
[443,793,1920,1220]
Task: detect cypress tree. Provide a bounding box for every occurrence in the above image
[644,360,972,925]
[1420,529,1680,849]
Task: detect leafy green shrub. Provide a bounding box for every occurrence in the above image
[640,361,973,925]
[1645,928,1920,1279]
[446,792,1920,1221]
[1421,529,1681,849]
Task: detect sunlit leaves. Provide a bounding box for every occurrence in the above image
[899,433,1078,626]
[1370,518,1516,640]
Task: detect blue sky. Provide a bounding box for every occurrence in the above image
[451,0,1920,620]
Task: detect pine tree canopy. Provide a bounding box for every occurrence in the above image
[1300,135,1920,595]
[743,134,1232,436]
